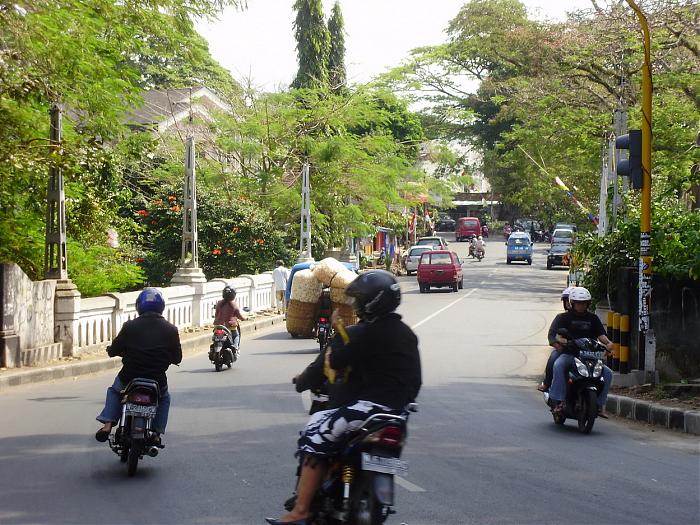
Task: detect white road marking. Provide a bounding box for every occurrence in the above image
[395,475,426,492]
[411,288,477,330]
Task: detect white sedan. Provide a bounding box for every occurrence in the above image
[403,245,434,275]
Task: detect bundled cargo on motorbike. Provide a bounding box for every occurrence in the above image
[286,269,322,337]
[312,257,348,287]
[328,269,358,326]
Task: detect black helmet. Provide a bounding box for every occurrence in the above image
[346,270,401,321]
[222,286,236,301]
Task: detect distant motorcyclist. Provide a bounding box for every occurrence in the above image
[95,288,182,444]
[214,285,246,354]
[266,270,422,525]
[475,235,486,257]
[547,287,614,418]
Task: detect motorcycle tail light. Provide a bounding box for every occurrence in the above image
[365,425,405,449]
[319,317,328,323]
[214,329,225,336]
[128,392,155,405]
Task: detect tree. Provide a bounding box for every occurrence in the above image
[327,1,347,94]
[291,0,330,90]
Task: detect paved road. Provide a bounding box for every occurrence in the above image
[1,236,698,525]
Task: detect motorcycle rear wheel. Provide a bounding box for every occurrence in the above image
[354,475,387,525]
[215,362,222,372]
[127,446,140,476]
[577,390,597,434]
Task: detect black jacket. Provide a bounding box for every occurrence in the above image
[295,347,359,410]
[548,311,606,354]
[108,312,182,389]
[329,313,421,411]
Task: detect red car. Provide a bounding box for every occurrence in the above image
[417,250,463,293]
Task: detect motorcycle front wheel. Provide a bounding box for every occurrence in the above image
[577,390,597,434]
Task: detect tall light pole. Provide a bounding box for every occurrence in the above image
[626,0,655,377]
[298,161,313,262]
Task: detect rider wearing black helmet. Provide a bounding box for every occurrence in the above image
[214,285,246,353]
[266,270,422,525]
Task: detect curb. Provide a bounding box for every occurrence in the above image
[607,394,700,436]
[0,314,285,393]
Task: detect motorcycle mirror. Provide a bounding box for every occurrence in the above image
[243,306,251,312]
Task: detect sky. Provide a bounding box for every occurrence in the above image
[196,0,594,92]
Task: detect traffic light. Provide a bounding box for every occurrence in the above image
[615,129,643,189]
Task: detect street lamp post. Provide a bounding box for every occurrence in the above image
[626,0,655,378]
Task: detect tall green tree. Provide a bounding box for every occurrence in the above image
[327,1,347,93]
[291,0,330,90]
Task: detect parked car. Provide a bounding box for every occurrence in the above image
[551,228,575,246]
[417,250,463,293]
[554,222,578,233]
[436,215,456,232]
[403,245,434,275]
[506,232,533,265]
[416,236,449,249]
[456,217,481,242]
[547,243,571,270]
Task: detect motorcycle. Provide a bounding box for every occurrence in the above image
[209,324,239,372]
[107,377,162,476]
[475,247,484,261]
[285,404,418,524]
[481,225,489,238]
[543,331,607,434]
[316,315,332,353]
[503,226,512,240]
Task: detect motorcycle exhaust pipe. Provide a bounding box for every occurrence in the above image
[147,446,159,457]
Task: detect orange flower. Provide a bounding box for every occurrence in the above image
[170,205,180,212]
[167,195,176,202]
[212,249,221,255]
[150,220,158,225]
[137,209,149,217]
[255,239,265,245]
[153,199,163,205]
[135,257,145,263]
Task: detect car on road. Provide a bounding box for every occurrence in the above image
[417,250,463,292]
[506,232,533,265]
[455,217,481,242]
[402,245,434,275]
[554,222,577,232]
[551,228,575,246]
[436,215,456,232]
[416,236,449,249]
[547,243,571,270]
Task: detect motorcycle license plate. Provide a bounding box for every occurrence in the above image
[124,403,156,417]
[361,453,407,476]
[579,350,605,360]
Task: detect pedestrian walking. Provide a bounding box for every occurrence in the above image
[272,260,291,315]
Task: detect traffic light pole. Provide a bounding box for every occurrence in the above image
[626,0,655,377]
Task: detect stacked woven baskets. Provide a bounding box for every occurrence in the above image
[285,258,359,336]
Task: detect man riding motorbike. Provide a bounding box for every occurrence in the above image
[474,235,486,258]
[95,288,182,445]
[213,285,246,355]
[547,287,614,418]
[265,270,422,525]
[537,286,574,393]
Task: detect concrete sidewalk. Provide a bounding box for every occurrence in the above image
[0,313,285,392]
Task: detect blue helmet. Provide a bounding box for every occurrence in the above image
[136,288,165,315]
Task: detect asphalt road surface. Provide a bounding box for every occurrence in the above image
[1,235,698,525]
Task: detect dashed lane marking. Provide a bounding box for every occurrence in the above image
[411,288,477,330]
[395,475,426,492]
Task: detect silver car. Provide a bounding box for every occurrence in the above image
[403,245,434,275]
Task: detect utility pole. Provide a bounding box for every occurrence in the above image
[44,104,68,280]
[626,0,655,379]
[171,136,206,284]
[298,161,313,262]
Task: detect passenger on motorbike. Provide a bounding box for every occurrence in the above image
[213,285,246,353]
[548,287,614,418]
[95,288,182,444]
[537,286,574,392]
[475,235,486,256]
[266,270,422,525]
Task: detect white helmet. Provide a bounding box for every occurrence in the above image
[561,286,575,299]
[569,287,592,303]
[478,235,483,240]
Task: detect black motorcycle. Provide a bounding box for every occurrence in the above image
[285,405,417,524]
[316,315,331,353]
[108,378,162,476]
[209,324,239,372]
[544,333,607,434]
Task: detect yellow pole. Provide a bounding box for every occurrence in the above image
[626,0,654,373]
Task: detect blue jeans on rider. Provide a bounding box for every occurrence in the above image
[96,376,171,434]
[550,354,612,408]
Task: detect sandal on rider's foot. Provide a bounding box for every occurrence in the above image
[551,402,566,415]
[95,429,110,442]
[597,408,609,419]
[537,383,548,392]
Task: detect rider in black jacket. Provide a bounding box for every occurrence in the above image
[95,288,182,443]
[266,270,422,525]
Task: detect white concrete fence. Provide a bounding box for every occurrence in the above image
[0,263,278,368]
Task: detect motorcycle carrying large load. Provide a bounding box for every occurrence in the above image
[287,269,323,337]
